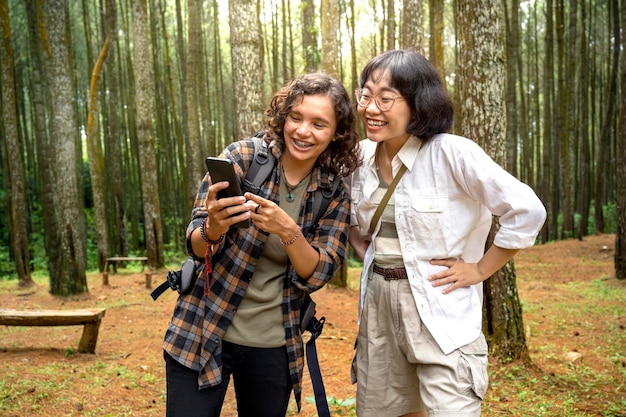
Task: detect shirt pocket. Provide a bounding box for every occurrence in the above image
[410,191,449,242]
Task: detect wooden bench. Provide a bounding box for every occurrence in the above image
[0,308,107,354]
[102,256,152,288]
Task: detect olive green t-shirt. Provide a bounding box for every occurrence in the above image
[223,172,310,347]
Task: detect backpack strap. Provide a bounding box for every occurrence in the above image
[242,132,274,194]
[243,132,335,417]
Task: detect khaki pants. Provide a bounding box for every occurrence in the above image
[353,270,488,417]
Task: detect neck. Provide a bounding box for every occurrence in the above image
[380,133,411,158]
[281,155,315,185]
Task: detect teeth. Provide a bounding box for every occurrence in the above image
[294,139,312,148]
[367,119,386,127]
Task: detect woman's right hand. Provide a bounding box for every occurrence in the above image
[205,181,250,236]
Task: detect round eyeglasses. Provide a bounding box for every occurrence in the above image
[355,89,405,112]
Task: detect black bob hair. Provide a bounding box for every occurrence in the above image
[359,49,454,141]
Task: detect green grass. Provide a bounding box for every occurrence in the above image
[1,236,625,416]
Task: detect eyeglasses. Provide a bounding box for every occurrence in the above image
[355,89,405,112]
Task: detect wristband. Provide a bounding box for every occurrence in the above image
[280,227,301,246]
[200,217,225,245]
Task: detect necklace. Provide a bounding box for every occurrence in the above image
[281,168,308,203]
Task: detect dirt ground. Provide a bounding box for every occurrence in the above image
[0,233,624,416]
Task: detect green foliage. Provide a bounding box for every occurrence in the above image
[0,246,15,278]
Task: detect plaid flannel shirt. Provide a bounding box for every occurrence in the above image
[163,138,350,411]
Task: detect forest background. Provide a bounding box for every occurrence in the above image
[0,0,625,343]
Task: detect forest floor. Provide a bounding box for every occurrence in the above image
[0,233,625,416]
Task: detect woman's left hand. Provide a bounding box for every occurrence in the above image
[244,192,297,239]
[427,258,484,294]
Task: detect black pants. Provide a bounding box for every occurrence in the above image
[165,341,293,417]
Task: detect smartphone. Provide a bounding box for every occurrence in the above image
[205,157,250,228]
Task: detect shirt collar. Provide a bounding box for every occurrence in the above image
[394,135,423,173]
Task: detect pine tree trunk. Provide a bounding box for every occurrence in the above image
[458,0,529,360]
[86,39,110,272]
[302,0,318,72]
[320,0,339,76]
[132,0,165,269]
[228,0,264,140]
[185,0,204,207]
[401,0,424,51]
[0,0,33,287]
[46,0,89,295]
[615,0,626,280]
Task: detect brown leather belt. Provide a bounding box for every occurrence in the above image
[372,264,408,280]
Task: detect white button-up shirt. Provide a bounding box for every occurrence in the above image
[350,134,547,354]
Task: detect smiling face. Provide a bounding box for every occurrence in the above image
[282,94,337,169]
[357,71,412,145]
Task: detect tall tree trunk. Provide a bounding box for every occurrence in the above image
[185,0,204,209]
[302,0,318,72]
[25,0,56,273]
[103,0,129,258]
[555,0,575,239]
[85,39,110,272]
[132,0,165,269]
[596,0,620,235]
[321,0,339,76]
[386,0,395,50]
[544,0,559,242]
[504,0,519,176]
[615,0,625,280]
[0,0,33,287]
[458,0,529,361]
[429,0,444,77]
[577,1,591,239]
[228,0,264,139]
[401,0,424,51]
[46,0,88,295]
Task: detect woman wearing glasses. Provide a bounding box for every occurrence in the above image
[348,49,546,417]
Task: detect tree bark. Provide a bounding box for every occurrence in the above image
[228,0,264,140]
[504,0,519,176]
[458,0,529,361]
[103,0,129,258]
[0,0,33,287]
[386,0,395,50]
[615,0,625,280]
[320,0,339,76]
[46,0,89,295]
[86,38,110,272]
[401,0,424,51]
[132,0,165,269]
[429,0,445,77]
[185,0,205,209]
[302,0,319,72]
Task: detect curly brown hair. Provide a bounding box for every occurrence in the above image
[264,72,361,177]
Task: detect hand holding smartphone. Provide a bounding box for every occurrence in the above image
[205,157,250,228]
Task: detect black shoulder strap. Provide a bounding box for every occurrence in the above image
[245,131,333,417]
[243,132,274,194]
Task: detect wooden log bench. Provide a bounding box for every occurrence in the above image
[0,308,107,354]
[102,256,152,288]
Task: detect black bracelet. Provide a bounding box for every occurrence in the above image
[199,217,225,245]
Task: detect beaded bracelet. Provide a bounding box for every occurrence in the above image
[280,227,302,246]
[199,217,225,245]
